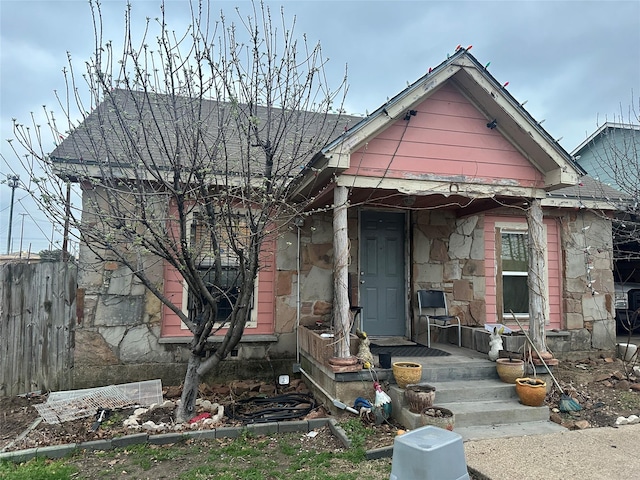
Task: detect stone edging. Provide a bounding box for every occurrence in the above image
[0,418,395,463]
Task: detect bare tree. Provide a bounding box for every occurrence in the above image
[8,0,346,421]
[573,98,640,343]
[587,100,640,270]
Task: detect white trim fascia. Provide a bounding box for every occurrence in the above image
[541,197,618,210]
[337,174,545,199]
[544,168,581,190]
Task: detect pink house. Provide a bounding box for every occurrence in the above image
[53,48,616,388]
[286,48,615,361]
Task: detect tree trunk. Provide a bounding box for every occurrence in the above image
[175,353,201,423]
[333,185,351,358]
[527,198,548,353]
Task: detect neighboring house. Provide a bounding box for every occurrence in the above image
[51,48,616,388]
[572,122,640,192]
[571,123,640,284]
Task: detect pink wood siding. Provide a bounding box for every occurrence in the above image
[484,216,562,329]
[345,83,545,187]
[161,236,276,338]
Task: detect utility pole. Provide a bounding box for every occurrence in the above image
[6,174,19,254]
[19,213,27,258]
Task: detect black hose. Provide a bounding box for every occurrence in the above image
[227,393,316,424]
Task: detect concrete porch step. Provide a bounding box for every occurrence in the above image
[418,361,499,382]
[430,379,517,403]
[454,421,566,442]
[395,399,551,430]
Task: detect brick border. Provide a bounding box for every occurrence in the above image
[0,417,395,463]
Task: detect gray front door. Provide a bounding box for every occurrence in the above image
[360,211,406,336]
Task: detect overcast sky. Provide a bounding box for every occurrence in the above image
[1,0,639,253]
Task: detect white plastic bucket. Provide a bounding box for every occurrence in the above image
[616,343,638,362]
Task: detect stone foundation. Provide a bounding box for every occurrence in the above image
[72,357,297,390]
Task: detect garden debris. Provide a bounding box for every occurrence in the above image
[35,379,163,424]
[228,393,316,423]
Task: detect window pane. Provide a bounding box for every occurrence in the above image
[501,231,528,315]
[503,275,529,314]
[501,232,528,272]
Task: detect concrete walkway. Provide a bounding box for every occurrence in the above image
[464,424,640,479]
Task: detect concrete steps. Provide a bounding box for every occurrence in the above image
[388,356,566,440]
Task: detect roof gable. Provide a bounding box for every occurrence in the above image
[343,83,545,189]
[295,48,583,197]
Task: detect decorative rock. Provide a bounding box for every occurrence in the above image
[616,416,630,426]
[124,418,139,427]
[259,384,277,395]
[161,400,175,409]
[142,421,159,431]
[628,415,639,425]
[550,412,563,425]
[594,373,612,382]
[211,404,224,423]
[574,420,590,429]
[134,408,149,416]
[630,383,640,392]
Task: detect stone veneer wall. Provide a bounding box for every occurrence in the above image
[73,230,299,388]
[73,243,183,387]
[412,208,615,355]
[412,210,486,327]
[274,210,358,332]
[557,210,615,352]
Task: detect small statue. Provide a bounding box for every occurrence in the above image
[355,329,375,369]
[488,326,503,362]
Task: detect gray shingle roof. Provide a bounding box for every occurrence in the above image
[50,89,360,179]
[548,175,631,203]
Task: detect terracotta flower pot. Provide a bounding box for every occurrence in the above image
[515,377,547,406]
[392,362,423,389]
[404,384,436,413]
[495,358,525,384]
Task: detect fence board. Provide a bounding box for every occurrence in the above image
[0,261,76,396]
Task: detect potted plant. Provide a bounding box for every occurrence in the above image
[392,362,423,389]
[404,384,436,413]
[515,377,547,406]
[495,357,525,383]
[420,406,454,431]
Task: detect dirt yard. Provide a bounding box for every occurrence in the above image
[3,354,640,463]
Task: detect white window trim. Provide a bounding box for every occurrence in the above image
[495,222,550,324]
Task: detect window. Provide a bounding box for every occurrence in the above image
[182,210,253,326]
[499,230,529,318]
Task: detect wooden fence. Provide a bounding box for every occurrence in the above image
[0,261,77,396]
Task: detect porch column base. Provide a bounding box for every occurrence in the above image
[527,350,559,367]
[328,356,362,373]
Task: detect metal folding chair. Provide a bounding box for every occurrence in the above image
[417,289,461,348]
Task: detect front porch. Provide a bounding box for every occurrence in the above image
[298,326,567,441]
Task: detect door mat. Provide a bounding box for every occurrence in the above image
[370,344,451,357]
[367,337,416,347]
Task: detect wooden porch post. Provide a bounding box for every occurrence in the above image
[332,185,351,359]
[527,198,548,353]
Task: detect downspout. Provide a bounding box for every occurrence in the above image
[295,220,302,365]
